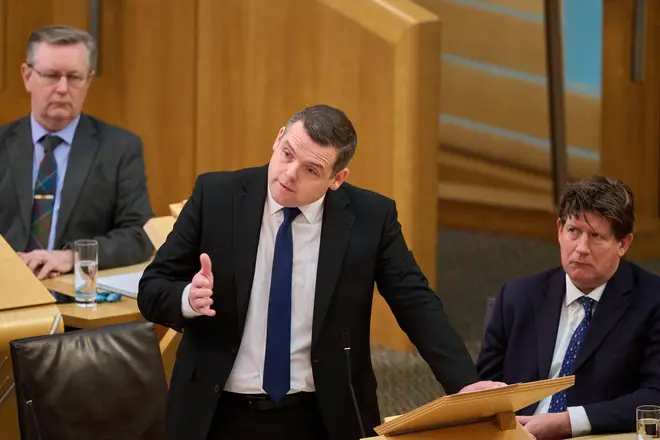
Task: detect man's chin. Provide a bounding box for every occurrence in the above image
[271,187,295,207]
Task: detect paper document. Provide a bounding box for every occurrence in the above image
[96,271,144,298]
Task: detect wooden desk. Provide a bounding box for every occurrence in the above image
[365,432,634,440]
[576,435,634,439]
[42,261,150,329]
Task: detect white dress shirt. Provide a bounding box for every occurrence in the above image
[182,188,325,394]
[534,274,606,437]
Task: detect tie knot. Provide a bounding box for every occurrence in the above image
[282,207,301,225]
[41,135,63,154]
[577,296,596,314]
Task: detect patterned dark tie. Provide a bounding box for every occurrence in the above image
[548,296,596,412]
[26,135,63,251]
[263,207,301,403]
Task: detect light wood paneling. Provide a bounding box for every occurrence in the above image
[440,122,600,180]
[480,0,543,15]
[601,0,660,232]
[414,0,546,76]
[196,0,439,350]
[442,61,601,153]
[0,0,5,95]
[438,150,552,193]
[437,198,557,241]
[118,0,197,216]
[438,181,554,212]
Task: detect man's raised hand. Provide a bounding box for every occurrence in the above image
[189,253,215,316]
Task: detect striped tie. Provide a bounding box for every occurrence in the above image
[26,135,63,251]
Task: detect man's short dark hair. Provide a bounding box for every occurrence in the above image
[286,105,357,174]
[558,175,635,240]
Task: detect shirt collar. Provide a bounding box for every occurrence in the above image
[266,186,325,224]
[30,113,81,146]
[564,273,606,307]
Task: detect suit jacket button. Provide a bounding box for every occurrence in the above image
[313,358,320,364]
[232,346,238,354]
[214,384,220,394]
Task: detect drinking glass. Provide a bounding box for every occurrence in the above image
[74,239,98,307]
[637,405,660,439]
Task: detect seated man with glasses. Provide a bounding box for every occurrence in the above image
[477,176,660,439]
[0,25,153,293]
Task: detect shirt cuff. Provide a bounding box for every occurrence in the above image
[181,283,202,318]
[567,406,592,437]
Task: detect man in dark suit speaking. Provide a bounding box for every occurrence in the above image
[0,25,153,283]
[138,104,502,440]
[477,176,660,439]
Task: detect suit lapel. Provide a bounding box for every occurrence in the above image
[573,261,633,372]
[234,168,267,335]
[55,115,99,245]
[535,270,565,380]
[311,188,354,348]
[6,118,34,236]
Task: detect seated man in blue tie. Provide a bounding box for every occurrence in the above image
[477,175,660,439]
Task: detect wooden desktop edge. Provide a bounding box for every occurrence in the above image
[370,416,633,440]
[42,260,151,297]
[41,260,151,328]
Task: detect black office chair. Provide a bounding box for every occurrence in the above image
[10,321,167,440]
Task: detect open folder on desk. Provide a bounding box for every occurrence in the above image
[97,271,144,298]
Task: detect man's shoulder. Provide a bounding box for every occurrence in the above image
[338,182,394,209]
[196,165,266,190]
[625,260,660,298]
[83,114,141,145]
[502,267,563,298]
[0,117,26,142]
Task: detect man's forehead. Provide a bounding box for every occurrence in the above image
[34,42,88,65]
[283,137,336,165]
[565,212,611,230]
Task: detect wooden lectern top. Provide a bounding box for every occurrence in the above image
[375,376,575,437]
[169,200,186,218]
[143,216,176,251]
[0,235,55,311]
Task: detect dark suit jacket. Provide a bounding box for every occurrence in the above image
[477,260,660,434]
[138,166,478,440]
[0,114,154,268]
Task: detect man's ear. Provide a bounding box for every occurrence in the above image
[21,63,32,92]
[273,126,286,151]
[618,233,633,257]
[556,218,563,243]
[329,168,349,191]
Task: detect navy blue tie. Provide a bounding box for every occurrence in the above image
[548,296,596,412]
[263,207,300,403]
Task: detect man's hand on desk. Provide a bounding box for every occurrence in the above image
[458,380,508,393]
[17,250,74,280]
[517,412,571,440]
[189,253,215,316]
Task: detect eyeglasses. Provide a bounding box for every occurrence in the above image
[27,64,90,89]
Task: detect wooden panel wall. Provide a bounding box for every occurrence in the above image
[413,0,601,196]
[418,0,547,76]
[601,0,660,235]
[196,0,440,350]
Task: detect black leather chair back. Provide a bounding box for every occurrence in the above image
[10,321,167,440]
